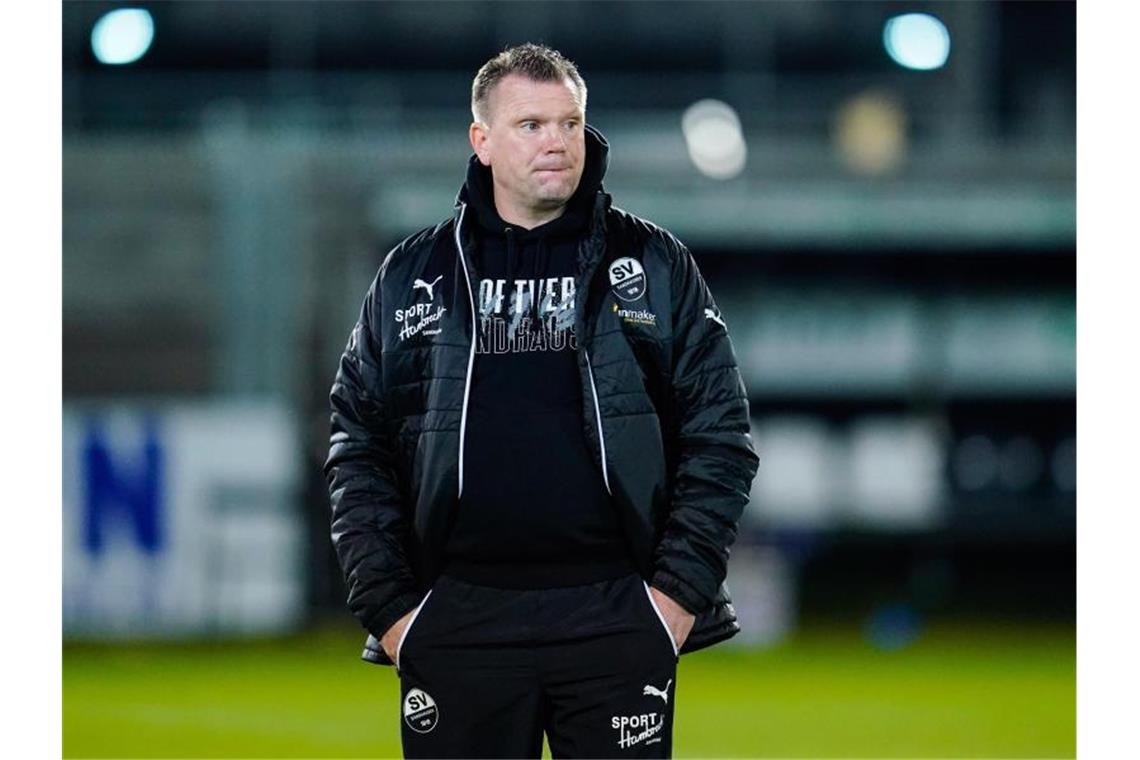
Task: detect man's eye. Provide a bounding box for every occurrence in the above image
[565,121,580,130]
[522,122,539,131]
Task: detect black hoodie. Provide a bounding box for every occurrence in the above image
[441,126,636,588]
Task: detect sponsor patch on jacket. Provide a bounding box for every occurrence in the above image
[608,257,646,301]
[395,274,447,341]
[613,302,657,327]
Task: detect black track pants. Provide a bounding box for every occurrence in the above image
[395,572,680,758]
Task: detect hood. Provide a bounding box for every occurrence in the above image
[456,123,610,242]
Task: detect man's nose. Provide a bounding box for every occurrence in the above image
[542,125,567,151]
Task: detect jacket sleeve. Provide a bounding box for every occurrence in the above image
[324,259,422,644]
[650,235,760,615]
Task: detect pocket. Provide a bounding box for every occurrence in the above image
[641,579,679,658]
[395,587,435,673]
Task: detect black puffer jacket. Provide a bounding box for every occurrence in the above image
[326,125,759,666]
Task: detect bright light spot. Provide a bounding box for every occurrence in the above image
[883,13,950,71]
[91,8,155,65]
[681,99,747,180]
[833,90,908,176]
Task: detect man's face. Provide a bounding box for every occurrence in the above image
[470,74,587,217]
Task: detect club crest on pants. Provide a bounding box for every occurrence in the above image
[403,688,439,733]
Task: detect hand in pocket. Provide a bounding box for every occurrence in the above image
[382,609,416,662]
[648,585,695,651]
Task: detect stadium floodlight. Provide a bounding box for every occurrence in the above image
[834,90,908,176]
[883,13,951,71]
[91,8,155,66]
[681,99,747,180]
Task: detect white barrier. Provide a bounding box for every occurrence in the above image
[62,401,304,637]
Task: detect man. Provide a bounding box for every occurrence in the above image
[326,43,759,758]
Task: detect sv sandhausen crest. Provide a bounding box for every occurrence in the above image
[403,688,439,733]
[608,257,646,301]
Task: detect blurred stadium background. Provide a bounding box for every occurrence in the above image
[62,1,1075,757]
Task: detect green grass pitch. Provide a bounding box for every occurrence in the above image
[64,620,1074,758]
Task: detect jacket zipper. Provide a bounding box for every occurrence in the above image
[453,203,476,498]
[583,347,612,495]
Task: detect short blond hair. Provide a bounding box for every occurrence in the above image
[471,43,587,124]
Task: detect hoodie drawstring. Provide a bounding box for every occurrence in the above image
[504,226,516,287]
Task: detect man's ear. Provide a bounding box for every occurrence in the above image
[469,122,492,167]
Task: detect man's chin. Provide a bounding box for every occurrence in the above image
[532,185,577,208]
[539,195,572,208]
